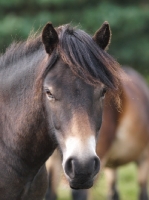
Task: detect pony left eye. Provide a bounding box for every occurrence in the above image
[45,89,55,101]
[101,88,107,98]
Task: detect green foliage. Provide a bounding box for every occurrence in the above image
[0,0,149,75]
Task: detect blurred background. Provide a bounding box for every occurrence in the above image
[0,0,149,78]
[0,0,149,199]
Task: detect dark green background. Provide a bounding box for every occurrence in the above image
[0,0,149,77]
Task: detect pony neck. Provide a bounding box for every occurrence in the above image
[0,42,56,172]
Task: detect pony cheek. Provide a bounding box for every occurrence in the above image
[46,105,61,130]
[52,117,61,131]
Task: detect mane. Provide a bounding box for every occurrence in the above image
[56,24,122,91]
[0,34,43,69]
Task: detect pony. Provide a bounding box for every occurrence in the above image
[45,67,149,200]
[0,21,122,199]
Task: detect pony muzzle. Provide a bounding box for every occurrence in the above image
[64,155,100,189]
[61,136,100,189]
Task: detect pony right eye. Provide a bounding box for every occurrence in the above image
[45,89,55,101]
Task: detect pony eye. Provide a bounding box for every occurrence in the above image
[45,89,55,101]
[101,88,107,98]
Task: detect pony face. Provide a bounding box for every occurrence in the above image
[43,59,106,189]
[42,22,121,189]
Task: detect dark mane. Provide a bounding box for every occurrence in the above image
[56,24,122,91]
[0,35,43,69]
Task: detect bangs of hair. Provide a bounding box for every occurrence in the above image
[57,24,122,91]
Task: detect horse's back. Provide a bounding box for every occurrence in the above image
[123,66,149,118]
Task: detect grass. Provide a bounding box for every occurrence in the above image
[56,163,149,200]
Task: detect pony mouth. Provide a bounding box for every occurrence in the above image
[69,179,93,189]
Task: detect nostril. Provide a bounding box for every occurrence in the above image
[65,158,75,179]
[93,156,100,175]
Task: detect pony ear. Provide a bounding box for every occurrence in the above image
[93,21,111,50]
[42,23,59,55]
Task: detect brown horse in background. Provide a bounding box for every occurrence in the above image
[45,67,149,200]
